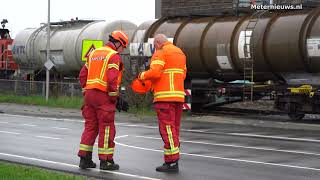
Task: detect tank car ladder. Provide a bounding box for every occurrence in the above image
[243,19,257,101]
[243,10,267,101]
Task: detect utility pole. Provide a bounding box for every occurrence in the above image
[46,0,51,101]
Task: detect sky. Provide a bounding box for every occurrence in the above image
[0,0,156,38]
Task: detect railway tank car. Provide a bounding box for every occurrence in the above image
[12,20,137,77]
[130,8,320,119]
[133,9,320,84]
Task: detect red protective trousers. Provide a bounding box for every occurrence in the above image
[154,102,183,163]
[78,89,116,160]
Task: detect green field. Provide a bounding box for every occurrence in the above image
[0,161,85,180]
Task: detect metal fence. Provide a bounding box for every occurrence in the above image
[0,79,82,97]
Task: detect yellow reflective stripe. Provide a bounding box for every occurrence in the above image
[164,68,184,74]
[100,52,116,80]
[164,125,179,155]
[85,63,88,68]
[107,63,119,70]
[87,79,107,86]
[108,92,119,96]
[98,148,114,154]
[79,144,93,152]
[98,126,113,154]
[154,91,185,99]
[170,73,174,91]
[151,60,165,66]
[155,94,185,98]
[104,126,109,149]
[155,91,185,95]
[166,125,175,150]
[164,147,180,155]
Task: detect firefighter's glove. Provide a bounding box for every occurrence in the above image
[116,98,129,112]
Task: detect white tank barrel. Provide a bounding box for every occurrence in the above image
[12,20,137,76]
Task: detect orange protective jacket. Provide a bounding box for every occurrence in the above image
[79,43,123,97]
[139,42,187,102]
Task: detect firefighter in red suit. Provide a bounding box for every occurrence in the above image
[78,30,129,170]
[138,34,187,172]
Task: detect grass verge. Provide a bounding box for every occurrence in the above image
[0,161,85,180]
[0,94,156,115]
[128,106,156,116]
[0,94,83,109]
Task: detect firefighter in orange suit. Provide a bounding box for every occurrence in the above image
[78,30,129,170]
[138,34,187,172]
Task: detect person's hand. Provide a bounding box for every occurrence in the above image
[109,96,118,104]
[137,72,144,80]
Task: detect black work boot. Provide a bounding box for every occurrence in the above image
[100,160,120,170]
[156,161,179,173]
[79,155,96,169]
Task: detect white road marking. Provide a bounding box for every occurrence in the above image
[134,135,320,156]
[52,127,72,130]
[115,135,130,139]
[0,130,20,135]
[182,129,206,133]
[22,124,36,127]
[2,114,84,123]
[36,136,61,140]
[94,135,129,145]
[229,133,320,143]
[120,124,157,129]
[115,138,320,172]
[3,113,320,143]
[0,121,9,124]
[0,152,161,180]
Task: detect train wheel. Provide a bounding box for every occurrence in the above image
[288,113,305,121]
[286,102,304,121]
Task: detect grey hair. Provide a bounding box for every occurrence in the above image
[154,34,168,45]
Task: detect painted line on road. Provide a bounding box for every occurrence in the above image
[52,127,72,130]
[95,135,129,145]
[0,152,161,180]
[182,129,206,133]
[115,135,130,139]
[134,135,320,156]
[120,124,158,129]
[2,114,135,126]
[115,137,320,172]
[22,123,37,127]
[2,114,84,123]
[36,136,61,140]
[229,133,320,143]
[0,121,9,124]
[0,130,20,135]
[3,113,320,143]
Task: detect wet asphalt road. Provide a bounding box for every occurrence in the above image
[0,113,320,180]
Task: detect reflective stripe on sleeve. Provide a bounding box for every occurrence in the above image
[163,68,184,74]
[107,63,119,70]
[108,91,119,96]
[151,60,165,66]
